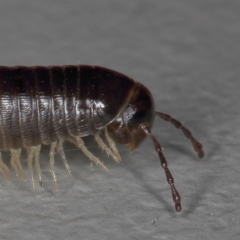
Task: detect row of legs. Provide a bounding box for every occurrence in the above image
[0,128,120,191]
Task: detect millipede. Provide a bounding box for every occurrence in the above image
[0,65,204,212]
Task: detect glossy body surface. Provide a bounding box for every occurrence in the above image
[0,65,203,213]
[0,1,239,239]
[0,65,151,150]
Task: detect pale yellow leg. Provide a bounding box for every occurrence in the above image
[10,149,24,182]
[26,147,35,190]
[0,152,11,179]
[75,136,108,171]
[105,128,121,162]
[0,154,6,178]
[94,131,120,162]
[57,141,72,176]
[34,145,42,187]
[49,142,58,192]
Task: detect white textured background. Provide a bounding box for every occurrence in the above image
[0,1,239,239]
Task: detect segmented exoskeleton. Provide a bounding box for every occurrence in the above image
[0,65,204,212]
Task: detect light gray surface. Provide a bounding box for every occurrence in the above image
[0,0,239,239]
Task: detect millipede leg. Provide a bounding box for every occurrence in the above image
[10,149,24,182]
[155,112,204,158]
[75,136,108,171]
[57,141,72,176]
[0,153,7,178]
[26,147,36,190]
[0,152,11,179]
[94,131,120,162]
[34,145,42,187]
[104,129,121,162]
[49,142,58,192]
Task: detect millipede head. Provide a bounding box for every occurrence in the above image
[107,82,155,151]
[107,81,204,213]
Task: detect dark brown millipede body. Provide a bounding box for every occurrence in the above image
[0,65,204,212]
